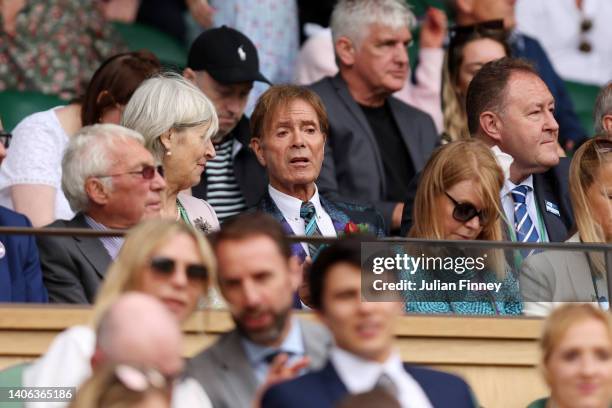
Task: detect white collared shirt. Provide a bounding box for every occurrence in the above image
[501,175,548,242]
[268,184,337,256]
[330,347,433,408]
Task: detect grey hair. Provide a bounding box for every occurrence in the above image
[62,124,145,213]
[594,81,612,135]
[330,0,416,47]
[121,72,219,162]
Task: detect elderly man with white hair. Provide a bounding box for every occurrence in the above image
[37,124,166,304]
[309,0,439,235]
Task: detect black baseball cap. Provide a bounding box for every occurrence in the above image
[187,26,271,85]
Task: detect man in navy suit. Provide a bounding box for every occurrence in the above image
[262,239,476,408]
[402,58,573,243]
[250,84,385,267]
[0,123,47,302]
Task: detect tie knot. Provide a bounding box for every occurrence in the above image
[300,201,316,221]
[263,349,293,364]
[511,185,531,204]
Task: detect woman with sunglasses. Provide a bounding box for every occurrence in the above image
[405,139,521,315]
[521,137,612,316]
[0,51,161,227]
[23,219,219,407]
[122,73,220,234]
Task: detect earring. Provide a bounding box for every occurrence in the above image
[166,150,172,156]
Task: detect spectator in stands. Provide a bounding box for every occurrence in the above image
[184,26,269,221]
[295,7,448,132]
[310,0,439,234]
[24,219,217,407]
[515,0,612,86]
[442,20,510,142]
[250,85,385,269]
[122,73,219,233]
[187,212,332,408]
[36,124,165,304]
[261,238,476,408]
[0,51,160,227]
[521,137,612,316]
[527,304,612,408]
[0,119,47,302]
[594,82,612,138]
[402,58,575,244]
[0,0,126,100]
[447,0,588,150]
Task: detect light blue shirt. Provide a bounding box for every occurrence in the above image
[240,316,305,384]
[83,215,124,260]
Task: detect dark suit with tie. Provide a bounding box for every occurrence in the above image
[191,116,268,208]
[262,360,476,408]
[309,74,439,231]
[37,213,112,303]
[400,158,574,242]
[0,206,48,302]
[257,189,386,263]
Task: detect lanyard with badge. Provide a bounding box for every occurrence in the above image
[586,254,610,310]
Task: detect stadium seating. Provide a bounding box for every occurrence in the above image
[564,80,601,136]
[0,91,65,132]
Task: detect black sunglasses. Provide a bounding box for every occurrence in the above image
[0,131,11,148]
[445,192,490,224]
[449,19,505,42]
[150,256,208,281]
[98,164,164,180]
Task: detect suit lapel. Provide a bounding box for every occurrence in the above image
[320,196,350,233]
[300,319,331,370]
[320,362,350,403]
[533,172,567,242]
[331,75,386,191]
[387,97,423,170]
[69,214,112,280]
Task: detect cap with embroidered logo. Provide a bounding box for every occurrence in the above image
[187,25,270,85]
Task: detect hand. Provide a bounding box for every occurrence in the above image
[98,0,138,22]
[392,203,404,231]
[419,7,448,49]
[297,257,313,308]
[187,0,215,29]
[252,354,311,408]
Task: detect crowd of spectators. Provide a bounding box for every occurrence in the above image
[1,0,612,407]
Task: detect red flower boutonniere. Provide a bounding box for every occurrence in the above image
[343,221,370,235]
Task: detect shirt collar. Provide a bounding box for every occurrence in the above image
[502,174,534,198]
[330,346,405,393]
[241,316,305,366]
[84,215,110,231]
[268,184,324,222]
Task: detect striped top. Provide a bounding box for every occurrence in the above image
[205,138,247,222]
[83,215,124,260]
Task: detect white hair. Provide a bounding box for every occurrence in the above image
[62,124,145,213]
[121,72,219,162]
[594,81,612,135]
[330,0,416,47]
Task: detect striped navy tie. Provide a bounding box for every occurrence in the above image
[511,185,539,257]
[300,201,323,259]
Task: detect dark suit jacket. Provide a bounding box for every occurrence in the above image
[309,74,439,231]
[0,206,47,302]
[262,360,476,408]
[400,158,574,242]
[511,33,587,146]
[257,189,386,263]
[186,318,332,408]
[192,116,268,208]
[37,213,112,304]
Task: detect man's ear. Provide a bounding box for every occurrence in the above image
[603,114,612,135]
[335,36,356,67]
[183,68,197,84]
[90,346,105,371]
[250,137,267,167]
[85,177,110,206]
[288,255,303,291]
[479,111,503,144]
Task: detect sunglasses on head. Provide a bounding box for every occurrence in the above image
[445,192,490,224]
[150,256,208,281]
[449,19,505,42]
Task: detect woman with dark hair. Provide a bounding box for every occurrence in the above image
[0,51,160,226]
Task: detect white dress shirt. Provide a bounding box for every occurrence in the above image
[268,184,337,257]
[501,175,548,242]
[330,347,433,408]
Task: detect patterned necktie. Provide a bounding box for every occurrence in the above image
[511,185,540,257]
[300,201,323,259]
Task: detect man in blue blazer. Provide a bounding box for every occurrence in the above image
[0,205,47,302]
[262,239,476,408]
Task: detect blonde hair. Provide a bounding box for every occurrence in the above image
[441,51,470,143]
[540,304,612,371]
[569,137,612,276]
[68,364,170,408]
[91,219,216,326]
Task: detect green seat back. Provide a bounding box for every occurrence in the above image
[113,22,188,69]
[0,91,65,132]
[564,80,601,136]
[0,362,28,408]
